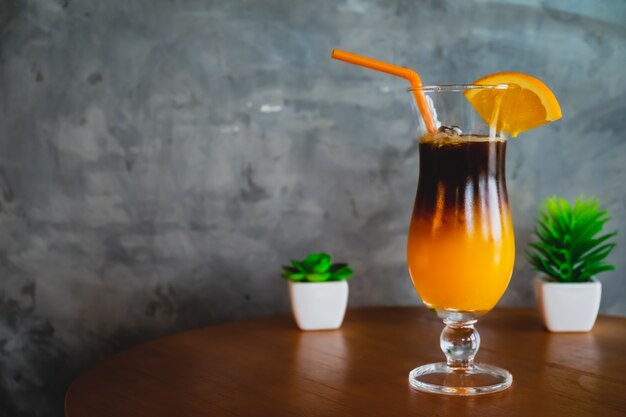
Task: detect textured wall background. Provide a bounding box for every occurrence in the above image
[0,0,625,415]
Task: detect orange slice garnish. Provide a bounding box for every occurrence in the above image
[465,72,562,137]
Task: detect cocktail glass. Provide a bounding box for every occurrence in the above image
[407,85,516,395]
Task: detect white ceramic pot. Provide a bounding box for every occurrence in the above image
[289,281,348,331]
[533,276,602,332]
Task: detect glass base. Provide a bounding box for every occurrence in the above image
[409,362,512,396]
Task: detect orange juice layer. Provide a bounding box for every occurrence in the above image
[408,137,514,312]
[408,218,515,312]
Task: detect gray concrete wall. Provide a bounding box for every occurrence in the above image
[0,0,625,415]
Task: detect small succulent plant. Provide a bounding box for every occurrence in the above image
[282,253,353,282]
[526,196,617,283]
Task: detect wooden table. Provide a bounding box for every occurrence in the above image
[65,307,626,417]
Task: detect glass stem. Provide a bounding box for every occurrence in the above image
[440,318,480,370]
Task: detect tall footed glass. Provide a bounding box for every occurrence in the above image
[407,85,516,395]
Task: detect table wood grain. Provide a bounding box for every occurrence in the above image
[65,307,626,417]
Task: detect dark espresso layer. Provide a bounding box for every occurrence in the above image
[414,138,508,229]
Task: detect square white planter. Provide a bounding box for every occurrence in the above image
[534,276,601,332]
[289,281,348,331]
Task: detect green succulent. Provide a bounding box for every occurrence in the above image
[526,196,617,283]
[281,253,353,282]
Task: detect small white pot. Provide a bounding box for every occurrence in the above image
[533,276,602,332]
[289,281,348,331]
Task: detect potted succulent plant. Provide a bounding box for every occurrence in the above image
[527,196,617,332]
[282,253,353,331]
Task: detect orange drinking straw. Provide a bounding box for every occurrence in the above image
[331,49,437,133]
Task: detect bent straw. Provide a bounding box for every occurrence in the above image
[331,49,436,133]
